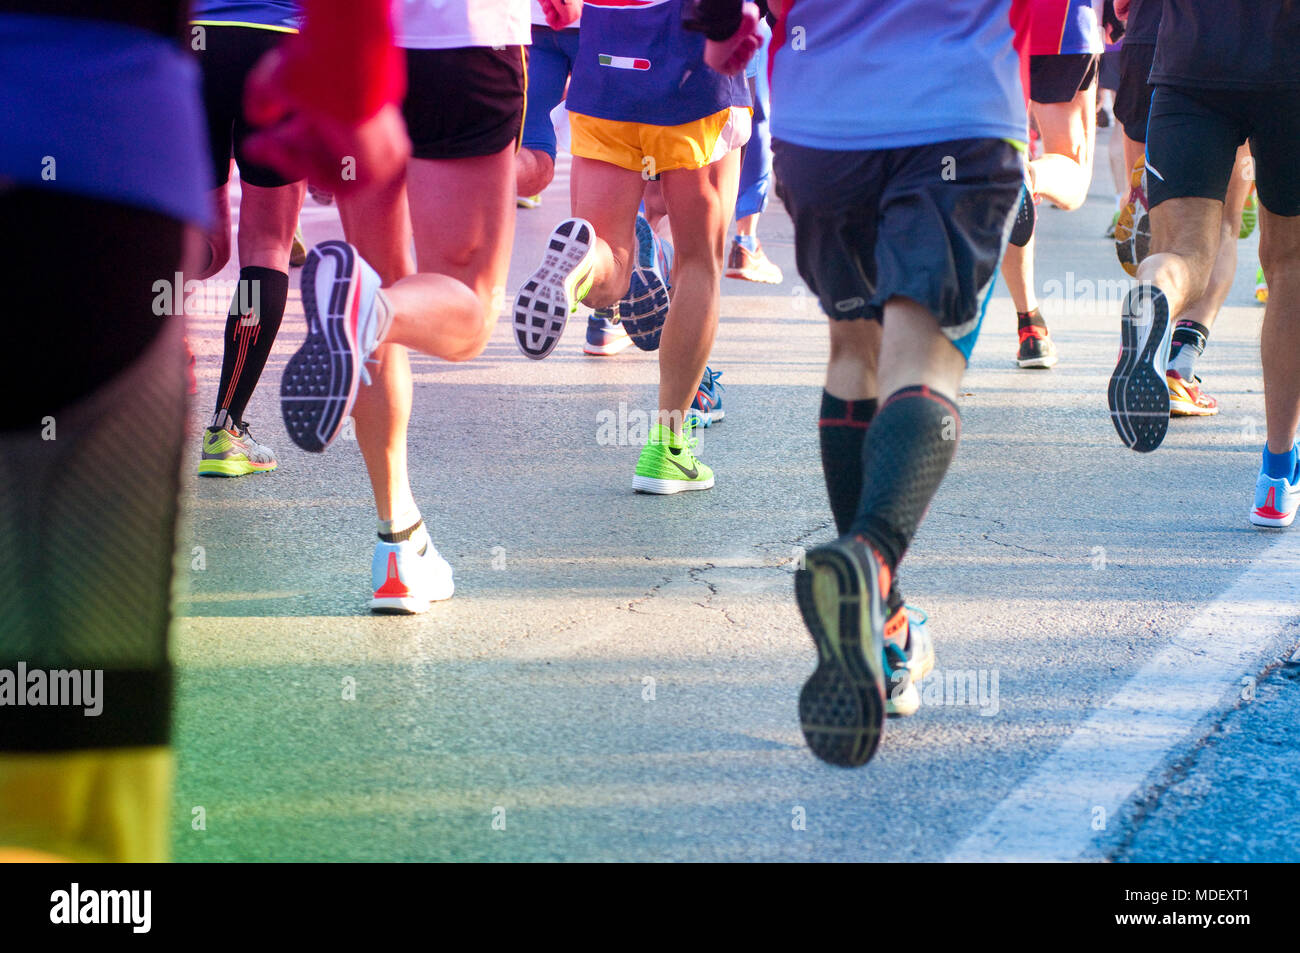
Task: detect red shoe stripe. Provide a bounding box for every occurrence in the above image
[374,552,411,598]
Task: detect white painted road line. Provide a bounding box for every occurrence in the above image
[947,529,1300,863]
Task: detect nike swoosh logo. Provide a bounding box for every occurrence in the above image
[667,457,699,479]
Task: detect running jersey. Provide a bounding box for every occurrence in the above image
[566,0,748,126]
[769,0,1028,152]
[1150,0,1300,90]
[1122,0,1159,45]
[395,0,530,49]
[531,0,580,28]
[191,1,302,30]
[0,13,211,225]
[1028,0,1101,55]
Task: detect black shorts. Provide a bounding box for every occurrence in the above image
[773,137,1022,362]
[1030,53,1099,105]
[1114,42,1155,142]
[199,25,297,190]
[1146,84,1300,216]
[402,46,526,160]
[1099,50,1120,92]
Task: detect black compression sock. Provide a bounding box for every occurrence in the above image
[819,391,904,609]
[848,386,961,573]
[1169,319,1209,362]
[214,266,289,425]
[818,392,877,534]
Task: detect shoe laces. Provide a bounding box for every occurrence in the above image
[359,356,379,387]
[236,421,274,461]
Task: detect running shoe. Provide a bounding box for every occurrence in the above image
[1108,284,1173,452]
[583,308,632,355]
[795,536,889,767]
[1240,189,1257,240]
[517,194,542,210]
[1114,158,1150,277]
[632,422,714,494]
[686,366,725,428]
[1250,447,1300,528]
[1016,324,1058,368]
[198,421,278,477]
[308,184,334,206]
[281,240,386,453]
[513,217,596,360]
[1166,370,1219,417]
[885,606,935,718]
[623,215,672,352]
[1256,266,1268,304]
[371,523,455,613]
[725,237,783,284]
[290,225,307,267]
[1008,183,1036,247]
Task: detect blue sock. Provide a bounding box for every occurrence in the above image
[1263,444,1299,480]
[734,233,758,252]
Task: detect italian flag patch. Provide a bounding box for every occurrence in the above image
[598,53,650,70]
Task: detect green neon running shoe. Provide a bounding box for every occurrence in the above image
[199,421,278,477]
[632,423,714,494]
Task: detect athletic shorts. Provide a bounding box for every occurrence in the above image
[1114,42,1155,142]
[569,106,751,175]
[1145,84,1300,216]
[773,137,1022,362]
[199,25,297,189]
[401,45,526,161]
[1099,49,1120,92]
[1030,53,1099,104]
[521,24,579,160]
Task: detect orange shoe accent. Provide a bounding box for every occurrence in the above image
[1018,324,1050,343]
[373,552,411,599]
[883,607,908,647]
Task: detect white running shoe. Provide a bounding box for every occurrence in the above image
[370,524,454,614]
[1250,447,1300,528]
[513,218,595,360]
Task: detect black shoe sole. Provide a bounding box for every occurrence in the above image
[795,542,887,768]
[1108,284,1171,453]
[1008,185,1035,247]
[280,241,360,453]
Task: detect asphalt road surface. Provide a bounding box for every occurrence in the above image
[172,127,1300,861]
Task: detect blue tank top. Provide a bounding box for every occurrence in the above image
[191,1,302,30]
[770,0,1028,151]
[567,0,749,126]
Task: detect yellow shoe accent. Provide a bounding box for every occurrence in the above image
[1167,372,1219,417]
[198,426,277,477]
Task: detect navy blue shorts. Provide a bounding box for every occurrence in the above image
[773,137,1022,362]
[1146,84,1300,216]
